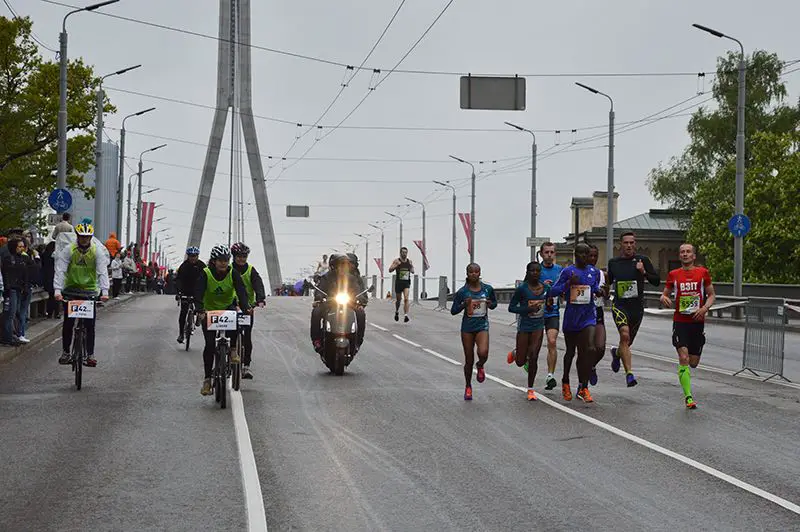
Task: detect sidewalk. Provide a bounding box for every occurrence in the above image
[0,293,145,365]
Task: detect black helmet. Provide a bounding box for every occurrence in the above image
[346,252,359,268]
[328,253,346,269]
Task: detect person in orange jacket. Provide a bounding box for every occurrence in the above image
[105,232,121,259]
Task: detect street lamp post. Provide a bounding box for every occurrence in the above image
[693,23,746,298]
[576,82,615,265]
[434,180,457,296]
[57,0,120,190]
[354,233,369,278]
[504,122,538,262]
[405,196,427,297]
[117,107,155,236]
[94,65,141,238]
[127,168,151,246]
[384,212,403,250]
[449,155,476,263]
[136,144,166,246]
[368,223,385,297]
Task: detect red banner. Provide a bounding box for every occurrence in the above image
[139,202,156,258]
[413,240,430,270]
[374,257,383,274]
[458,212,472,256]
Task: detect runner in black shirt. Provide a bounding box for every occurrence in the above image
[606,231,660,387]
[389,247,414,322]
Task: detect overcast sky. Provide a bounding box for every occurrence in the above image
[17,0,800,287]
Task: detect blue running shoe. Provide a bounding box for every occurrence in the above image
[611,347,621,373]
[626,373,638,387]
[589,366,598,386]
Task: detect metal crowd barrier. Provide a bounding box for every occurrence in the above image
[735,298,791,382]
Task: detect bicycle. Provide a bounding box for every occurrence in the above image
[232,312,252,391]
[63,295,97,391]
[206,310,238,409]
[179,295,196,351]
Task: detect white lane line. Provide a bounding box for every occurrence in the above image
[392,338,800,516]
[231,388,269,532]
[392,334,421,348]
[370,322,389,332]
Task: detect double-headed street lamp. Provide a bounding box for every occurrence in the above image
[117,107,155,235]
[576,82,615,264]
[368,223,385,296]
[449,155,475,263]
[354,233,369,278]
[136,144,167,245]
[693,23,747,298]
[127,168,151,245]
[57,0,120,190]
[504,122,538,262]
[433,180,457,296]
[384,211,403,250]
[405,196,427,297]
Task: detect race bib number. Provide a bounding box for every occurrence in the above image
[467,299,488,317]
[398,270,410,281]
[237,314,252,326]
[569,285,591,305]
[207,310,237,331]
[617,280,639,299]
[679,295,701,315]
[67,300,94,319]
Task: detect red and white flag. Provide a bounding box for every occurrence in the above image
[458,213,472,256]
[139,202,156,258]
[374,257,383,274]
[413,240,430,270]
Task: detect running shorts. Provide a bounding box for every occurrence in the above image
[611,303,644,340]
[395,280,411,294]
[544,316,560,332]
[595,306,605,325]
[672,322,705,356]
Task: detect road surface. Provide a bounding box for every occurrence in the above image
[1,295,798,531]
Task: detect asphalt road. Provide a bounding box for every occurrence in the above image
[1,294,798,531]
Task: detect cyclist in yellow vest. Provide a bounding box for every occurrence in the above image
[53,223,110,366]
[230,242,266,380]
[194,244,250,396]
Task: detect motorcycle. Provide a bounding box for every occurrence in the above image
[311,282,372,375]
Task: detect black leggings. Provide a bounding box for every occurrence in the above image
[201,322,237,379]
[562,327,596,387]
[62,304,96,356]
[242,315,253,366]
[178,298,193,335]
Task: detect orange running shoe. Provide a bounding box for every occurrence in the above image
[686,396,697,409]
[527,389,537,401]
[577,386,594,403]
[562,383,572,401]
[464,386,473,401]
[507,350,515,364]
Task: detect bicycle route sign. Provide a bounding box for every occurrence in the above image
[48,188,73,214]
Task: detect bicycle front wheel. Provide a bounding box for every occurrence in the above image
[73,326,84,391]
[185,310,194,351]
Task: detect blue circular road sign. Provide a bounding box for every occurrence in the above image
[48,188,72,214]
[728,214,751,238]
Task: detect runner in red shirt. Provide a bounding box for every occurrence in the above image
[660,243,716,409]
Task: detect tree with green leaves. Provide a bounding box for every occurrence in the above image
[687,131,800,283]
[647,51,800,211]
[0,15,114,230]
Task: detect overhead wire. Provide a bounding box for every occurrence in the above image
[3,0,58,52]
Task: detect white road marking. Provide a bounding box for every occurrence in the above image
[370,322,389,332]
[231,387,269,532]
[384,329,800,516]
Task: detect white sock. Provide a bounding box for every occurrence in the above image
[547,372,554,379]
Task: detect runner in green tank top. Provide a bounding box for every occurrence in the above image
[194,244,251,396]
[231,242,266,379]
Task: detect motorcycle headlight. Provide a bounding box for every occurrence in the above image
[335,293,350,305]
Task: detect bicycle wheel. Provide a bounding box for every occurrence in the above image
[185,309,193,351]
[231,341,241,392]
[214,345,222,403]
[73,325,83,391]
[219,345,228,410]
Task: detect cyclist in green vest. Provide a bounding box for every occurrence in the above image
[53,223,110,367]
[194,244,250,396]
[231,242,266,379]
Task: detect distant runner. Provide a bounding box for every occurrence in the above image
[607,231,660,387]
[660,243,715,409]
[507,261,549,401]
[451,263,497,401]
[539,242,563,391]
[389,247,414,323]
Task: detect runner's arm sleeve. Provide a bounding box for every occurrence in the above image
[703,271,716,309]
[488,286,498,310]
[232,270,250,312]
[643,257,660,286]
[450,288,465,315]
[194,272,207,312]
[251,268,267,302]
[508,286,528,314]
[548,268,571,298]
[52,246,71,295]
[662,271,674,298]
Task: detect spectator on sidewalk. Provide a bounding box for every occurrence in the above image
[16,239,39,342]
[105,232,121,259]
[41,241,59,319]
[50,213,73,242]
[0,228,23,262]
[2,238,28,346]
[110,252,123,299]
[123,250,136,293]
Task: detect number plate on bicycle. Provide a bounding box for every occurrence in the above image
[207,310,237,330]
[67,300,95,319]
[237,314,252,327]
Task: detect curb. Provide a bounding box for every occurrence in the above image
[0,293,146,365]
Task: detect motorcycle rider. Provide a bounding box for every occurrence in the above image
[309,253,367,354]
[175,246,206,343]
